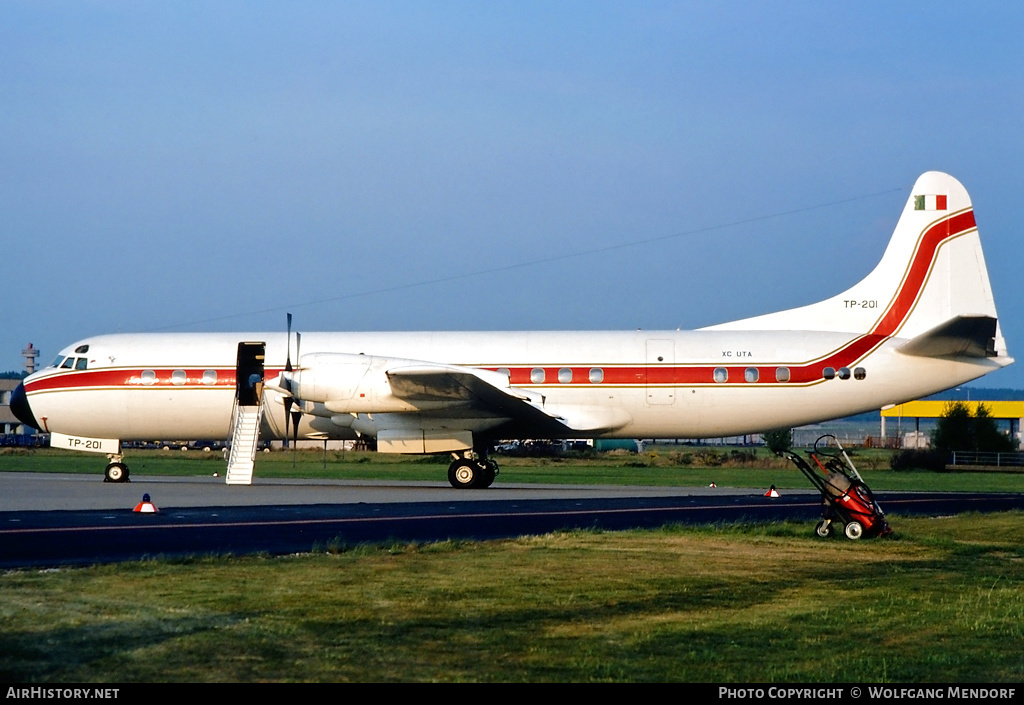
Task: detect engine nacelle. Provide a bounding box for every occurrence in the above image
[287,353,446,414]
[289,353,371,404]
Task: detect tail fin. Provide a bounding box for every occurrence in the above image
[705,172,1010,359]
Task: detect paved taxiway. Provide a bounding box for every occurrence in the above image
[0,471,764,512]
[2,472,1023,569]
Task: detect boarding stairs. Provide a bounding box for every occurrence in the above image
[225,397,264,485]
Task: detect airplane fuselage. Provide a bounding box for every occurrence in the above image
[21,328,1000,444]
[10,172,1013,487]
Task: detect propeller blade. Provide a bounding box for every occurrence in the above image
[291,409,302,446]
[284,396,293,445]
[283,313,296,447]
[285,313,293,372]
[290,407,302,468]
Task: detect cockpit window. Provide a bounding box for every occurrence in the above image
[48,348,90,368]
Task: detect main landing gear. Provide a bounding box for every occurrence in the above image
[447,452,498,489]
[104,454,130,483]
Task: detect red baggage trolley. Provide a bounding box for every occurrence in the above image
[782,435,892,540]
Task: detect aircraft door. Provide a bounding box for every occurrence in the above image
[646,339,676,406]
[236,342,266,407]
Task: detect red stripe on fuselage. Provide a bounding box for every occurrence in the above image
[871,209,975,338]
[491,210,975,387]
[25,369,239,394]
[25,211,974,395]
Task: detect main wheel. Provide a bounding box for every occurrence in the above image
[478,459,498,489]
[815,520,832,538]
[844,521,864,540]
[448,459,479,489]
[104,462,130,483]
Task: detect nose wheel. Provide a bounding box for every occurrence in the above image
[104,461,130,483]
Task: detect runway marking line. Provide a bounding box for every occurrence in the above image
[0,494,983,537]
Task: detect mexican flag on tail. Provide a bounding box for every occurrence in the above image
[914,194,947,211]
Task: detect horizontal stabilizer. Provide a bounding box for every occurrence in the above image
[897,315,998,359]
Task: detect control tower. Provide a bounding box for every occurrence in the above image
[22,343,39,376]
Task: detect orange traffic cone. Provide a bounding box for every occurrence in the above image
[133,493,159,513]
[764,485,780,498]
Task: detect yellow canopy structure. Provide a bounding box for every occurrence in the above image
[880,400,1024,448]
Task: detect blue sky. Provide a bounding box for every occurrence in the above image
[3,1,1022,388]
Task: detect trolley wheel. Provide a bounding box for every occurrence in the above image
[844,521,864,540]
[815,520,832,538]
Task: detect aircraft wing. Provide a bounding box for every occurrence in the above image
[385,365,629,434]
[386,365,537,403]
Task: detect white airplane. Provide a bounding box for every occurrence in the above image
[11,172,1012,487]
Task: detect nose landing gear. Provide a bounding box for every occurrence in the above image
[104,454,130,483]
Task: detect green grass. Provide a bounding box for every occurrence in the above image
[2,513,1023,682]
[3,446,1024,492]
[3,447,1023,681]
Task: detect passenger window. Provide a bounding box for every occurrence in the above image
[202,370,218,385]
[823,367,836,380]
[497,368,511,381]
[141,370,157,386]
[775,367,790,383]
[171,370,187,385]
[838,367,851,380]
[854,367,866,380]
[589,367,604,384]
[713,367,728,383]
[744,367,759,383]
[530,368,545,384]
[75,358,88,370]
[558,368,572,384]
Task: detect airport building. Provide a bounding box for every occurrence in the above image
[880,400,1024,449]
[2,343,41,438]
[1,379,29,435]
